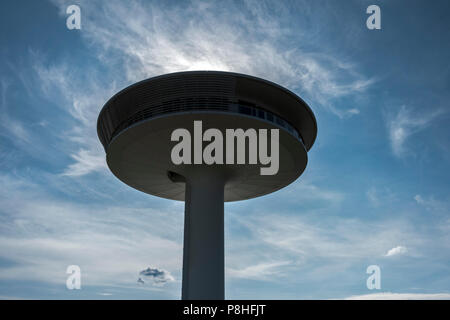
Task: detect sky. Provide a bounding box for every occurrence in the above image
[0,0,449,300]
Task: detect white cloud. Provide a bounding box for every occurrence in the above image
[385,246,407,257]
[345,292,450,300]
[387,105,442,157]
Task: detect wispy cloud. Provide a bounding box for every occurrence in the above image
[51,0,373,116]
[366,187,397,207]
[61,149,106,177]
[32,57,114,176]
[278,181,345,209]
[387,105,442,157]
[238,215,414,259]
[225,206,425,287]
[228,261,291,280]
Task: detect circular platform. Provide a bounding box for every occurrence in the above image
[98,71,317,202]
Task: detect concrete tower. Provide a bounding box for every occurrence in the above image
[97,71,317,300]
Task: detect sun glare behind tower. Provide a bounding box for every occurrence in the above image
[97,71,317,300]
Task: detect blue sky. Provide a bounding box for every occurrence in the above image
[0,0,449,299]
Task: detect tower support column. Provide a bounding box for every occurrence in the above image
[182,171,225,300]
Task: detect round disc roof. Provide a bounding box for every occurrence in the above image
[98,71,317,152]
[97,71,317,202]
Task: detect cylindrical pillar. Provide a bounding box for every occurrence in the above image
[181,171,225,300]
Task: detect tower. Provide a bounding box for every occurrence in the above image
[97,71,317,299]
